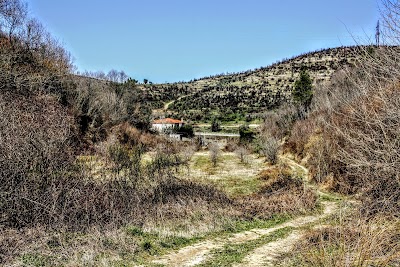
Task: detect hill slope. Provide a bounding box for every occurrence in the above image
[143,46,362,121]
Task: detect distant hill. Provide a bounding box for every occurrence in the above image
[140,46,364,122]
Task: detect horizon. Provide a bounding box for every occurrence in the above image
[26,0,380,83]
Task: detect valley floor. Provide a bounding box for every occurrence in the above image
[150,201,339,267]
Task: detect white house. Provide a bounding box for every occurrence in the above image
[151,118,184,133]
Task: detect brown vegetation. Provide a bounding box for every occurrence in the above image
[283,212,400,266]
[238,164,317,219]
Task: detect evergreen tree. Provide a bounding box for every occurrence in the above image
[292,68,313,109]
[211,117,221,132]
[239,124,255,143]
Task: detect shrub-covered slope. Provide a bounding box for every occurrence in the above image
[143,46,361,121]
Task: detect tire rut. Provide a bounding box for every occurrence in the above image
[151,201,337,267]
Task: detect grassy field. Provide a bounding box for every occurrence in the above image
[181,151,268,197]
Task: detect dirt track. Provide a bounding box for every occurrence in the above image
[152,201,338,267]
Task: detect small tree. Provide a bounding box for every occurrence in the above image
[234,146,250,163]
[176,124,194,138]
[208,142,220,167]
[258,134,280,164]
[211,117,221,132]
[293,68,313,110]
[239,124,255,143]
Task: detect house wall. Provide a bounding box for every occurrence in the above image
[152,122,184,132]
[152,123,180,132]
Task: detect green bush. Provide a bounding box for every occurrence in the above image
[239,124,255,143]
[176,124,194,137]
[292,67,313,110]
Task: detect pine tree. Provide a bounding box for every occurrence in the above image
[292,68,313,109]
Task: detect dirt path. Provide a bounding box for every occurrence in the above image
[279,155,309,179]
[151,157,341,267]
[234,203,338,267]
[234,230,304,267]
[151,201,338,267]
[163,94,193,111]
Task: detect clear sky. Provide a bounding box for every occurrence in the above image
[25,0,380,83]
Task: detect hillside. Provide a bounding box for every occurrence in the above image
[2,0,400,265]
[143,46,362,121]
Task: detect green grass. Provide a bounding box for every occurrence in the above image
[215,176,261,196]
[20,253,51,267]
[135,214,294,266]
[220,214,292,234]
[192,155,210,171]
[318,191,344,202]
[124,226,203,264]
[197,227,293,267]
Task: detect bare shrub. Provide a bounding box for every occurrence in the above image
[258,134,280,164]
[234,146,250,163]
[238,164,317,218]
[0,91,75,228]
[285,117,316,157]
[298,4,400,215]
[287,214,400,267]
[261,103,298,139]
[179,143,197,163]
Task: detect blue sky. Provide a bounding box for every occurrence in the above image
[26,0,380,83]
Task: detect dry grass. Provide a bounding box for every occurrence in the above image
[237,164,317,219]
[183,151,267,197]
[280,210,400,267]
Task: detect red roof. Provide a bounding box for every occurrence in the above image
[153,118,183,124]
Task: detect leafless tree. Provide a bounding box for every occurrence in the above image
[305,1,400,214]
[208,142,220,167]
[258,134,280,164]
[107,69,120,83]
[0,0,27,40]
[234,145,250,163]
[380,0,400,44]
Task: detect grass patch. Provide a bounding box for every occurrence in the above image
[124,226,203,264]
[192,155,211,172]
[318,191,343,202]
[198,227,293,267]
[185,152,267,197]
[20,253,51,267]
[221,214,291,234]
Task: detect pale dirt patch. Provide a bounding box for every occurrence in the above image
[234,231,303,267]
[151,202,338,267]
[234,203,339,267]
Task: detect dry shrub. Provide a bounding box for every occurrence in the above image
[306,134,339,188]
[0,91,75,228]
[234,145,250,163]
[0,90,221,230]
[224,139,239,152]
[288,215,400,267]
[112,122,141,146]
[151,178,232,210]
[139,131,163,148]
[299,44,400,216]
[285,116,317,157]
[0,178,235,266]
[309,78,400,214]
[257,133,280,164]
[0,225,140,266]
[208,142,220,167]
[261,103,298,139]
[238,165,317,219]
